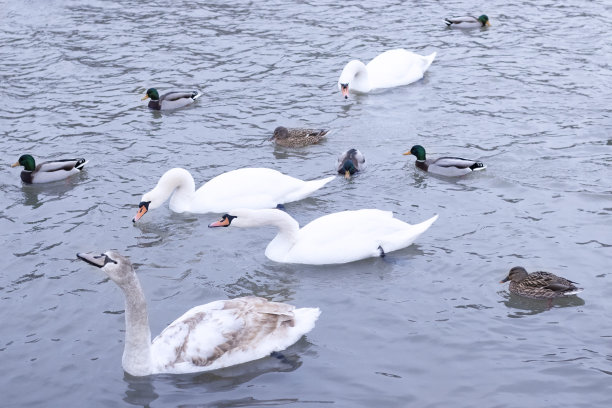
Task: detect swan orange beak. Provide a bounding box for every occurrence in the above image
[141,94,150,101]
[132,201,150,223]
[11,161,19,167]
[208,217,231,228]
[340,83,349,99]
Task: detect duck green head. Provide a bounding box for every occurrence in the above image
[11,154,36,171]
[403,145,426,161]
[142,88,159,101]
[478,15,490,26]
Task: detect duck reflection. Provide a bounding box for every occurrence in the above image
[20,178,82,209]
[499,291,585,317]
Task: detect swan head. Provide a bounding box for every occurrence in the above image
[339,83,349,99]
[500,266,528,283]
[478,15,490,27]
[11,154,36,171]
[208,209,290,229]
[208,213,238,228]
[77,250,134,286]
[403,145,427,161]
[141,88,159,101]
[132,200,151,223]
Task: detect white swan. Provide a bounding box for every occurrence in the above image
[133,168,335,222]
[209,208,438,265]
[77,251,320,376]
[337,48,436,99]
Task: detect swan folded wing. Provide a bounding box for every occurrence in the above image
[366,49,430,89]
[37,160,81,172]
[150,297,296,373]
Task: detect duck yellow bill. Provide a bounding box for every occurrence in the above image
[11,161,19,167]
[141,94,150,100]
[133,205,148,222]
[486,21,491,27]
[344,170,351,179]
[208,217,230,228]
[402,151,412,156]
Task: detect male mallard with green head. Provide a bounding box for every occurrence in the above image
[142,88,202,110]
[11,154,87,184]
[445,15,490,28]
[403,145,485,177]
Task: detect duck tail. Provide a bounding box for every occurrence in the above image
[444,18,453,26]
[75,159,88,170]
[191,90,203,101]
[470,162,486,171]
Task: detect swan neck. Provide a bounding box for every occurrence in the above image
[120,275,153,376]
[339,60,370,92]
[148,169,196,211]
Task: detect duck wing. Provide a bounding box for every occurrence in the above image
[36,159,87,172]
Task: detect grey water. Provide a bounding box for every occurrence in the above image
[1,0,611,406]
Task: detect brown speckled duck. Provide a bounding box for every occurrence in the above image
[270,126,329,147]
[500,266,583,299]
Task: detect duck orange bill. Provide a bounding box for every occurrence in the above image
[500,277,510,283]
[402,151,412,156]
[141,94,149,100]
[132,201,150,223]
[344,170,351,179]
[11,162,19,167]
[208,217,230,228]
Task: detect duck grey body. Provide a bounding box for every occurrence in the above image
[403,145,485,177]
[142,88,202,111]
[270,126,329,147]
[500,266,583,299]
[445,15,490,28]
[11,154,87,184]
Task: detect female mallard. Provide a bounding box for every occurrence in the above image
[270,126,329,147]
[11,154,87,184]
[500,266,583,299]
[142,88,202,110]
[445,15,490,28]
[403,145,485,177]
[77,250,320,376]
[336,149,365,179]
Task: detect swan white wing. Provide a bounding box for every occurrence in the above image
[150,297,319,374]
[366,49,436,90]
[192,168,333,212]
[282,210,436,264]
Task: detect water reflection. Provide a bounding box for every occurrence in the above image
[122,340,312,406]
[19,178,82,209]
[499,291,585,317]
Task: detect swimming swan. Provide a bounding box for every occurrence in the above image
[338,49,436,99]
[209,208,438,265]
[77,250,320,376]
[133,168,335,222]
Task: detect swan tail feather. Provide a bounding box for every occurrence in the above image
[282,176,334,203]
[379,214,438,253]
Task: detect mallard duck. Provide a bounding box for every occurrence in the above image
[77,250,320,376]
[209,208,438,265]
[11,154,87,184]
[270,126,329,147]
[445,15,490,28]
[337,149,365,179]
[403,145,485,177]
[338,49,436,99]
[141,88,202,110]
[500,266,583,299]
[133,167,335,222]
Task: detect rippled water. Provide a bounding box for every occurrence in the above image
[1,0,611,406]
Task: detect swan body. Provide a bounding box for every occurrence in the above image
[11,154,87,184]
[500,266,583,299]
[209,208,438,265]
[142,88,202,110]
[337,49,436,98]
[445,15,490,28]
[76,251,320,376]
[403,145,485,177]
[337,149,365,179]
[133,168,335,222]
[270,126,330,147]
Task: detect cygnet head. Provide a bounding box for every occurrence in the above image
[77,250,133,286]
[500,266,529,283]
